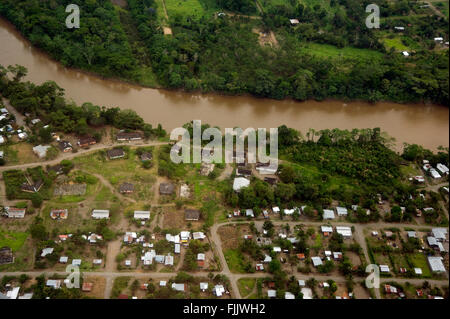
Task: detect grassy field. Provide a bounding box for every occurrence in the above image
[409,253,432,278]
[0,230,28,251]
[313,233,322,249]
[164,0,217,18]
[0,143,38,165]
[259,0,294,11]
[282,161,357,194]
[237,278,256,297]
[72,148,156,202]
[111,276,131,298]
[382,37,410,51]
[224,249,246,273]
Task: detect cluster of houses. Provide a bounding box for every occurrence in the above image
[0,284,33,299]
[320,225,353,238]
[119,227,207,267]
[422,160,449,179]
[229,205,352,220]
[427,228,448,253]
[164,281,227,297]
[373,227,448,275]
[0,107,29,146]
[44,279,94,292]
[39,233,103,266]
[267,280,316,299]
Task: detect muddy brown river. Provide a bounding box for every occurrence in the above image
[0,18,448,151]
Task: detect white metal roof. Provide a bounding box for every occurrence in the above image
[233,177,250,192]
[323,209,335,219]
[134,211,150,219]
[311,257,322,267]
[336,207,348,216]
[428,256,446,272]
[321,226,333,233]
[379,265,390,272]
[92,209,109,218]
[285,292,295,299]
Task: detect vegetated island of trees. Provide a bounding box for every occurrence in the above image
[0,0,448,105]
[0,64,166,139]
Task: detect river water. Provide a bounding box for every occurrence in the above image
[0,18,448,151]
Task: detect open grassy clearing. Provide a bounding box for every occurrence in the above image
[224,248,246,273]
[0,143,37,165]
[282,161,358,193]
[0,230,28,251]
[164,0,218,19]
[300,43,385,61]
[409,253,432,278]
[72,147,157,201]
[237,278,256,297]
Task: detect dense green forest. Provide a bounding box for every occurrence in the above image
[0,0,448,104]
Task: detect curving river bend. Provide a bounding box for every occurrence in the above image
[0,18,448,151]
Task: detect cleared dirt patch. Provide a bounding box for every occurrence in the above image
[83,276,106,299]
[252,28,278,47]
[163,27,173,35]
[353,283,371,299]
[162,207,203,230]
[54,183,87,196]
[217,224,250,250]
[346,251,362,267]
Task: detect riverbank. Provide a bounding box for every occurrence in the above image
[0,17,448,151]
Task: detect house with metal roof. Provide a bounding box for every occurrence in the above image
[32,145,50,158]
[172,283,186,292]
[106,148,125,160]
[46,280,61,289]
[119,182,134,194]
[72,259,82,266]
[233,177,250,192]
[301,288,313,299]
[428,256,446,273]
[41,247,54,257]
[134,210,150,220]
[5,207,26,218]
[185,209,201,221]
[323,209,335,220]
[213,285,225,297]
[379,265,390,273]
[165,254,174,266]
[432,228,447,241]
[159,183,175,195]
[311,256,323,267]
[321,226,333,234]
[285,292,295,299]
[192,232,206,240]
[92,209,110,219]
[336,207,348,216]
[336,226,352,238]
